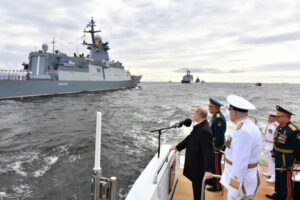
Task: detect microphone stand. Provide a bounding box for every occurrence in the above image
[150,125,177,158]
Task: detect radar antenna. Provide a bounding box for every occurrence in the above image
[83,17,101,48]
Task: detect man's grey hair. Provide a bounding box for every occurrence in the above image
[195,106,208,118]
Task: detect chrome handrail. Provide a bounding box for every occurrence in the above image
[201,174,222,200]
[153,150,176,184]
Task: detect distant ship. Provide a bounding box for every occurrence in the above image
[255,82,262,86]
[181,70,193,83]
[0,18,141,100]
[195,77,200,83]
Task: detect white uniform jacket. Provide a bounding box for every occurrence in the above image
[264,122,276,151]
[220,117,262,198]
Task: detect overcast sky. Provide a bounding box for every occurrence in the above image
[0,0,300,83]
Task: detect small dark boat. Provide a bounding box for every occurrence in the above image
[255,82,262,86]
[195,77,200,83]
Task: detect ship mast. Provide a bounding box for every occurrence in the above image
[51,37,56,53]
[83,17,101,48]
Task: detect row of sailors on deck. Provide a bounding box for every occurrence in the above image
[0,70,30,80]
[172,95,299,200]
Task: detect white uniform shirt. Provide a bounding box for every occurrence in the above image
[4,71,8,80]
[220,117,262,198]
[264,122,276,151]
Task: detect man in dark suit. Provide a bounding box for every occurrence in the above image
[171,106,214,200]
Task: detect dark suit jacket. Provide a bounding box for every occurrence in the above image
[176,119,214,182]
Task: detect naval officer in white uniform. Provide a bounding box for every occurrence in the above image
[263,114,277,183]
[220,95,262,200]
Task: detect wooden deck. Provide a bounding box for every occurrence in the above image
[173,167,274,200]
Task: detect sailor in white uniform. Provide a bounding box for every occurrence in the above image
[263,114,277,183]
[220,95,262,200]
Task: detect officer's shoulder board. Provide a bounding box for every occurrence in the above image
[216,113,221,118]
[288,124,297,132]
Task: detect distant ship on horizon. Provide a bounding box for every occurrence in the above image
[255,82,262,86]
[181,70,193,83]
[0,18,141,100]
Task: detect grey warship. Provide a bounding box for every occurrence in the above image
[181,70,193,83]
[0,18,141,100]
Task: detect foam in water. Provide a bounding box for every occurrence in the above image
[8,161,28,177]
[5,151,39,177]
[11,184,32,198]
[69,154,81,163]
[33,156,58,177]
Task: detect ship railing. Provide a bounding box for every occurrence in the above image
[153,149,177,184]
[0,69,29,81]
[91,112,118,200]
[201,174,222,200]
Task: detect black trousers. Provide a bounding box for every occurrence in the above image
[192,180,202,200]
[294,182,300,200]
[275,170,293,200]
[211,151,222,190]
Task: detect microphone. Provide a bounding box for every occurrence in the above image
[175,118,192,128]
[150,118,192,133]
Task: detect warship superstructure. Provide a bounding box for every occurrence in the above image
[0,18,141,100]
[181,70,193,83]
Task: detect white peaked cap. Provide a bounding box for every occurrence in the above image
[227,95,256,110]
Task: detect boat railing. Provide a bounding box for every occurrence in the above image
[153,149,177,184]
[201,174,222,200]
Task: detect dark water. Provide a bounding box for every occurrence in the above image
[0,82,299,199]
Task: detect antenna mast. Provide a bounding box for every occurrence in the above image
[83,17,101,47]
[52,37,56,53]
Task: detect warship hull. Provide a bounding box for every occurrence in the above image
[0,79,139,100]
[181,80,192,84]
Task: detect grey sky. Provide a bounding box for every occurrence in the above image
[0,0,300,83]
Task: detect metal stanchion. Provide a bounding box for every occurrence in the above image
[91,112,118,200]
[110,177,117,200]
[201,174,222,200]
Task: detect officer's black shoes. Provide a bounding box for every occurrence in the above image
[265,193,276,199]
[206,186,222,192]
